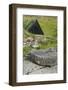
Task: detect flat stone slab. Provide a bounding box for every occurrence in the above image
[23,60,57,75]
[30,65,57,74]
[30,48,57,66]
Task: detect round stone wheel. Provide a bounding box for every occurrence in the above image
[30,48,57,66]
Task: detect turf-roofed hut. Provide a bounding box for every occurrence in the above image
[28,19,44,35]
[27,19,44,48]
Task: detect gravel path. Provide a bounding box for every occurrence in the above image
[23,59,57,75]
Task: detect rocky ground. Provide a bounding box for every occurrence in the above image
[23,59,57,75]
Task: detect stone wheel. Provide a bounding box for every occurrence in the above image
[30,48,57,66]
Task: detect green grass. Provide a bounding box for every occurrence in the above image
[23,45,32,56]
[23,15,57,56]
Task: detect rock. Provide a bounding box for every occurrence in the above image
[30,48,57,66]
[29,65,57,74]
[23,59,57,75]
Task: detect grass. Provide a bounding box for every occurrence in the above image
[23,15,57,56]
